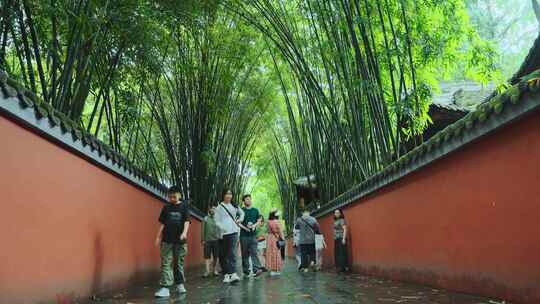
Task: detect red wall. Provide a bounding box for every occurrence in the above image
[0,115,204,304]
[318,111,540,304]
[286,239,296,258]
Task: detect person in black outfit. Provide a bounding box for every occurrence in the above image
[333,209,350,273]
[154,186,191,298]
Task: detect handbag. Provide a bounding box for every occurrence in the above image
[270,222,286,249]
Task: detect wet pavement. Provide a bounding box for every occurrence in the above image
[92,260,504,304]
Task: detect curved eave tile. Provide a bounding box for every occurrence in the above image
[312,77,540,218]
[0,71,204,220]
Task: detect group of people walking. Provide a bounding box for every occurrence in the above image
[293,208,350,273]
[202,189,286,283]
[153,185,350,298]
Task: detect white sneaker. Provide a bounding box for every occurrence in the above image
[176,284,187,294]
[230,273,240,282]
[223,274,232,283]
[154,287,170,298]
[214,270,220,276]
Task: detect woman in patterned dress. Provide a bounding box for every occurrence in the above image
[265,209,284,275]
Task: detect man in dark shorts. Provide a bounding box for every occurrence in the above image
[202,205,221,277]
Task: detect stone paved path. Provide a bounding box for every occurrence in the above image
[92,260,504,304]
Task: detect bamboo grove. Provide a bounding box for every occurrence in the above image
[142,12,272,209]
[1,0,501,221]
[228,0,498,219]
[0,0,273,211]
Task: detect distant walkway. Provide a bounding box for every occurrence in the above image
[92,260,500,304]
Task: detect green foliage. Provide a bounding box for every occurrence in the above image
[228,0,500,225]
[140,7,277,209]
[465,0,538,78]
[0,0,506,217]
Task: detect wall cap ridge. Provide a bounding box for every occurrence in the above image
[0,70,205,220]
[312,73,540,218]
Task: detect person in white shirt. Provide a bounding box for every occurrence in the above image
[214,188,244,284]
[293,224,301,269]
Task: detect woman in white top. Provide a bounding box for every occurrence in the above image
[214,189,244,283]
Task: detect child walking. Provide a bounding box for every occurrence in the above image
[257,216,267,272]
[155,186,191,298]
[315,231,327,271]
[293,223,301,269]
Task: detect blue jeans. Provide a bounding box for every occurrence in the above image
[220,233,238,274]
[240,235,262,274]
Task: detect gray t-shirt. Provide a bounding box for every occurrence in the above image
[295,215,320,245]
[334,218,346,239]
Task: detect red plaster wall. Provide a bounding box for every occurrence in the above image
[0,115,204,304]
[286,239,296,258]
[318,111,540,304]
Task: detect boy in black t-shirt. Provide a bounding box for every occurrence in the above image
[154,186,191,298]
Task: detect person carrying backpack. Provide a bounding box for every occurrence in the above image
[295,209,320,272]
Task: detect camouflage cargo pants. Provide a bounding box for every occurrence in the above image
[160,242,187,287]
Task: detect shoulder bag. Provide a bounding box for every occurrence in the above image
[220,203,249,232]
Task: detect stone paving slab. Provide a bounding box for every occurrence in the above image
[90,261,506,304]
